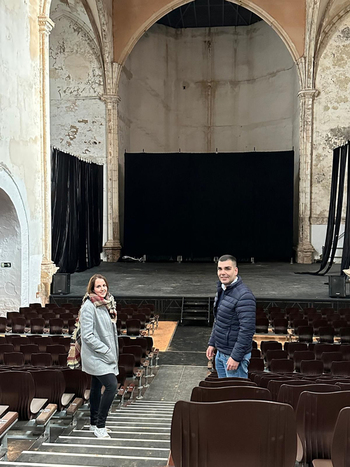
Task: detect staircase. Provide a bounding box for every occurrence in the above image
[180,297,211,325]
[1,400,174,467]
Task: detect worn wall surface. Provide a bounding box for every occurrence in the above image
[118,21,298,240]
[0,190,21,315]
[49,0,106,163]
[120,22,297,154]
[0,0,42,310]
[312,12,350,258]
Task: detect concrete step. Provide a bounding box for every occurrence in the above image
[73,429,170,439]
[57,435,170,448]
[39,442,170,458]
[14,450,169,467]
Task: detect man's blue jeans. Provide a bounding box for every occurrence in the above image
[215,350,251,379]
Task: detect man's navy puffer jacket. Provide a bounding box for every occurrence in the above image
[208,276,256,362]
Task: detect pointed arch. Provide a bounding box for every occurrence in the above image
[113,0,305,67]
[0,165,30,306]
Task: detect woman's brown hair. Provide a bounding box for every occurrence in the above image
[87,274,109,295]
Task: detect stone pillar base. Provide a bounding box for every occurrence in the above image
[295,243,314,264]
[103,241,122,262]
[39,260,59,305]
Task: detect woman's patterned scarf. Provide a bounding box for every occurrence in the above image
[82,292,117,316]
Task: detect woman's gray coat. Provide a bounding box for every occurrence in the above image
[80,299,119,376]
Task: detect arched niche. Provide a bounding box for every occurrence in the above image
[0,167,29,311]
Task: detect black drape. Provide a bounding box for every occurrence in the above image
[51,148,103,273]
[124,151,294,261]
[341,144,350,273]
[298,142,350,275]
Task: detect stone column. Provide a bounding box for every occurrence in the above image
[296,88,319,264]
[101,93,122,262]
[38,15,58,303]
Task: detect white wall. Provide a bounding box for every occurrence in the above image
[0,190,21,315]
[0,0,42,310]
[312,12,350,259]
[120,22,297,154]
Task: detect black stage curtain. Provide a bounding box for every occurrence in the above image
[124,152,294,262]
[298,142,350,275]
[341,144,350,273]
[51,148,103,273]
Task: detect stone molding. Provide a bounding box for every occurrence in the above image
[102,92,122,262]
[38,15,54,34]
[39,14,57,303]
[296,87,319,264]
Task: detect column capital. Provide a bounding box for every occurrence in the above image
[100,94,121,105]
[38,16,55,35]
[298,88,319,100]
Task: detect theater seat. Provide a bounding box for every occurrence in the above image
[278,383,340,410]
[265,350,288,369]
[293,350,315,372]
[331,361,350,376]
[300,359,324,376]
[321,352,343,373]
[270,358,294,373]
[0,317,7,333]
[3,352,25,367]
[260,341,282,358]
[199,379,257,388]
[170,400,297,467]
[267,379,311,402]
[248,357,264,372]
[296,391,350,466]
[191,385,271,402]
[31,353,53,367]
[312,407,350,467]
[126,319,141,336]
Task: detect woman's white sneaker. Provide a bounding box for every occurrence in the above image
[94,427,111,438]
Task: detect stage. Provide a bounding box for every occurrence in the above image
[51,261,350,312]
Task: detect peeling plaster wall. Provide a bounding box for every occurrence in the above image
[122,22,297,154]
[0,190,21,315]
[50,0,106,164]
[313,12,350,259]
[0,0,42,306]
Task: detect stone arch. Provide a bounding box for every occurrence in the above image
[114,0,305,71]
[50,11,105,82]
[315,4,350,73]
[0,166,30,309]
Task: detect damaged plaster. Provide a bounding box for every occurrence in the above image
[49,0,106,163]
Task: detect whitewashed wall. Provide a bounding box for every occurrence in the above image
[312,12,350,259]
[0,190,21,315]
[49,0,106,164]
[120,22,297,154]
[0,0,42,312]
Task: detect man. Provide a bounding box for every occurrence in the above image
[206,254,256,378]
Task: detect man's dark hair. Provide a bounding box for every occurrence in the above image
[218,255,237,266]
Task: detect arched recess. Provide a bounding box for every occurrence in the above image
[113,0,305,74]
[0,166,29,309]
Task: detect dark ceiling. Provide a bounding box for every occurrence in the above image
[157,0,262,29]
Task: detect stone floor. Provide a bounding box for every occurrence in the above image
[59,261,345,301]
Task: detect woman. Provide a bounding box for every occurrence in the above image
[80,274,118,438]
